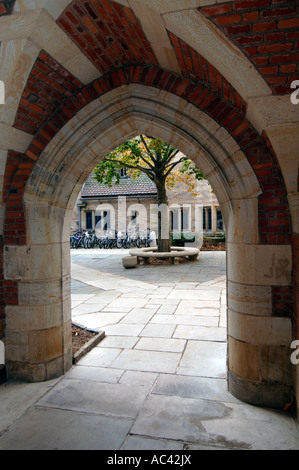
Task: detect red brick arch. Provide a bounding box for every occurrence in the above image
[7,57,292,248]
[3,0,296,253]
[3,60,294,341]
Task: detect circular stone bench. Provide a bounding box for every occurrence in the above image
[122,255,138,269]
[129,246,199,265]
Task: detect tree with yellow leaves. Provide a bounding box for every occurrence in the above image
[94,135,206,252]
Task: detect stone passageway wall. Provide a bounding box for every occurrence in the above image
[0,0,298,415]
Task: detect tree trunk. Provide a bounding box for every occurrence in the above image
[156,180,171,253]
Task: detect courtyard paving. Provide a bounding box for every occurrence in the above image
[0,249,299,450]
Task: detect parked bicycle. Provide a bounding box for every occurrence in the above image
[70,231,84,249]
[70,226,151,250]
[140,228,151,247]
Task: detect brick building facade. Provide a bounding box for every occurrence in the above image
[71,161,224,242]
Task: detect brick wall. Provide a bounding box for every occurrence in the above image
[17,61,291,248]
[200,0,299,94]
[259,131,292,245]
[168,33,247,114]
[3,151,33,246]
[14,52,83,137]
[57,0,158,73]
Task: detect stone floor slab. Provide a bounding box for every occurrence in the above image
[72,303,106,316]
[135,337,186,353]
[202,402,299,450]
[88,291,121,301]
[65,365,124,383]
[0,379,58,435]
[174,325,227,342]
[73,312,127,329]
[99,335,139,349]
[150,314,219,327]
[106,298,148,309]
[123,435,184,450]
[76,347,122,367]
[0,407,132,450]
[157,305,178,314]
[37,379,149,419]
[110,349,182,374]
[177,340,227,378]
[167,289,221,301]
[152,374,240,403]
[119,370,158,390]
[140,323,176,338]
[120,308,157,324]
[101,323,145,336]
[175,299,220,316]
[131,394,228,443]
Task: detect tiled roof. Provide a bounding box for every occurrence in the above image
[81,172,157,198]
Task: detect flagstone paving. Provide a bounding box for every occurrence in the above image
[0,249,299,450]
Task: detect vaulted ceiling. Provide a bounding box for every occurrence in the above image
[3,0,296,140]
[55,0,299,94]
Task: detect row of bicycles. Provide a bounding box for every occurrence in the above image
[70,227,151,250]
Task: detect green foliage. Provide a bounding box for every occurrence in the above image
[171,231,196,245]
[93,135,206,189]
[93,135,207,252]
[179,159,206,181]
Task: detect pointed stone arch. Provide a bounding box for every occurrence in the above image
[2,83,293,408]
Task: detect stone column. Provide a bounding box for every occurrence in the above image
[211,205,217,234]
[226,242,293,408]
[3,202,73,382]
[4,241,72,382]
[223,198,293,408]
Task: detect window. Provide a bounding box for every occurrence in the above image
[86,211,93,230]
[119,168,127,178]
[95,211,111,231]
[131,211,137,224]
[208,208,212,231]
[203,207,212,231]
[181,208,190,231]
[171,208,190,232]
[217,208,223,230]
[95,215,101,228]
[103,211,110,231]
[171,210,179,231]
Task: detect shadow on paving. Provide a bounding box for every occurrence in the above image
[0,250,298,450]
